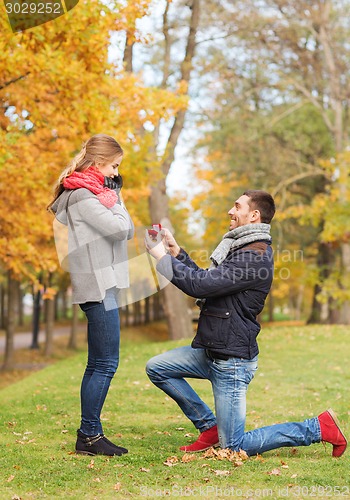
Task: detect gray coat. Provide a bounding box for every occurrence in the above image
[51,188,134,304]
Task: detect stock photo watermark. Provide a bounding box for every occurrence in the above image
[138,484,350,498]
[4,0,79,32]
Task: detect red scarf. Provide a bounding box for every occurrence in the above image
[63,166,118,208]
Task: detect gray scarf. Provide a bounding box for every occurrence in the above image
[209,223,271,267]
[195,223,271,310]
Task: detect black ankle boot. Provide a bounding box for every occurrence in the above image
[75,430,125,456]
[101,434,128,455]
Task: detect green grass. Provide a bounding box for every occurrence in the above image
[0,324,349,499]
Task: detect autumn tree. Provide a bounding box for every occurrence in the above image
[0,0,189,366]
[190,0,350,322]
[119,0,202,339]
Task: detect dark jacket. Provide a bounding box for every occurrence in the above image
[156,241,274,359]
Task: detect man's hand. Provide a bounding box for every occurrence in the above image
[161,227,181,257]
[145,229,167,261]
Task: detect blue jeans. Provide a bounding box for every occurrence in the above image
[79,288,120,436]
[146,346,321,455]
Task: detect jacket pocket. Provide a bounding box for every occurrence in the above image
[197,307,232,348]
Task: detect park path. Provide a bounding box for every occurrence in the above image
[0,325,71,354]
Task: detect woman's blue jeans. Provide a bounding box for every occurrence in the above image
[79,289,120,436]
[146,345,321,455]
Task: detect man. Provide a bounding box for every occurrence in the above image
[145,190,347,457]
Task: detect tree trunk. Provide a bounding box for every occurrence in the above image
[0,283,6,330]
[134,301,141,325]
[122,0,200,339]
[44,296,55,356]
[307,242,334,324]
[144,296,150,323]
[338,243,350,324]
[149,180,193,339]
[2,272,17,370]
[54,291,59,321]
[295,284,304,322]
[62,290,68,319]
[18,282,24,327]
[267,288,274,322]
[68,303,79,349]
[123,34,134,72]
[153,292,161,321]
[31,288,41,349]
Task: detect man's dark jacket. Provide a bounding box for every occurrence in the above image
[156,241,274,360]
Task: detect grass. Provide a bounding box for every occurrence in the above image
[0,323,349,499]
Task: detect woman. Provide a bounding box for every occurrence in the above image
[48,134,134,456]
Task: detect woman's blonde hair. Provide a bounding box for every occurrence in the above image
[48,134,123,210]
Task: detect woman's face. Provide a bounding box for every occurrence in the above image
[96,154,123,178]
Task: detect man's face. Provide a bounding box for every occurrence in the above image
[228,195,259,230]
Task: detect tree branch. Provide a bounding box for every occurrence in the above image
[271,168,328,198]
[161,0,200,176]
[160,0,171,88]
[0,72,30,91]
[285,76,335,134]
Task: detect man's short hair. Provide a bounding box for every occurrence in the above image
[243,190,276,224]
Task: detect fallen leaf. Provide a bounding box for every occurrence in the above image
[181,453,197,463]
[291,474,298,479]
[87,460,95,469]
[163,456,178,467]
[267,468,281,476]
[175,427,185,431]
[202,447,248,466]
[114,482,122,491]
[93,478,101,482]
[233,460,244,467]
[61,430,68,434]
[140,467,150,472]
[7,475,15,482]
[184,433,194,437]
[36,405,47,411]
[214,470,230,476]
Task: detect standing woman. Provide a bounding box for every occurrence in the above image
[48,134,134,456]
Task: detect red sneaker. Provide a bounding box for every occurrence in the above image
[180,425,219,452]
[318,409,347,457]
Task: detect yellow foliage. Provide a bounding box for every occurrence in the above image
[0,0,188,283]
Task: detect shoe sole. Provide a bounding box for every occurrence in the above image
[75,450,114,456]
[327,408,347,457]
[180,441,220,453]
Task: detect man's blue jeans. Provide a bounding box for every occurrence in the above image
[79,289,120,436]
[146,346,321,455]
